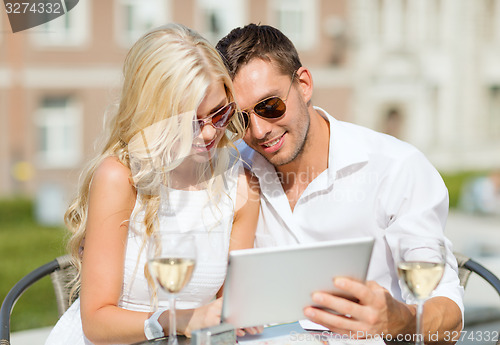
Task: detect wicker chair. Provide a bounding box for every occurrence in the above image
[0,254,76,345]
[455,252,500,345]
[455,252,500,294]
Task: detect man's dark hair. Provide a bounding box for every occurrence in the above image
[216,24,302,79]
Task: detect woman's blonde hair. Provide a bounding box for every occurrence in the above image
[65,23,245,299]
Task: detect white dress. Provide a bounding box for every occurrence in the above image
[45,161,242,345]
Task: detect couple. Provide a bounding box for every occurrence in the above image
[46,23,463,345]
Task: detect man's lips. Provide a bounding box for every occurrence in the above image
[260,133,285,153]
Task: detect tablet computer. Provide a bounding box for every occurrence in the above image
[221,237,375,328]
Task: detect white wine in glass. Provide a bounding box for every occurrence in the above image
[397,237,446,345]
[149,257,196,294]
[148,233,196,345]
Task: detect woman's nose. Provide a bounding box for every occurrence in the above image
[199,122,218,141]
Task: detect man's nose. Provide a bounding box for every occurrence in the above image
[247,111,273,140]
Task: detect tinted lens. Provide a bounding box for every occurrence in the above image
[193,120,203,135]
[240,111,250,129]
[212,103,235,128]
[193,102,235,135]
[254,97,286,118]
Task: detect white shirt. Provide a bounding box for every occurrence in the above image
[240,107,464,318]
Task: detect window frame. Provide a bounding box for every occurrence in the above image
[114,0,171,48]
[487,85,500,140]
[35,95,83,169]
[197,0,246,44]
[31,0,90,48]
[269,0,318,51]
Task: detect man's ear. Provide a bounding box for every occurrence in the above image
[295,67,313,105]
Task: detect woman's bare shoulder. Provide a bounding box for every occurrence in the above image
[93,156,132,187]
[91,157,135,201]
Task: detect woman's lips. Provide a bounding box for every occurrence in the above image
[192,138,216,152]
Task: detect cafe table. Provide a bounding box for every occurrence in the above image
[131,322,412,345]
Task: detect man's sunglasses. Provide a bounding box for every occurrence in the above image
[240,71,296,129]
[192,101,236,135]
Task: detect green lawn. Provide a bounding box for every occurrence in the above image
[0,198,67,332]
[441,170,487,209]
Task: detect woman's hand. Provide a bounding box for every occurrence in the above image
[174,298,263,338]
[237,325,264,337]
[176,298,223,337]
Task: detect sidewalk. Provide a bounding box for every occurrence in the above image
[445,211,500,309]
[10,327,51,345]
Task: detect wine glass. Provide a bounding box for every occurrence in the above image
[148,233,197,345]
[397,236,446,345]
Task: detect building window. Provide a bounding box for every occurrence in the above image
[401,0,409,43]
[32,0,89,47]
[271,0,318,51]
[427,0,442,46]
[488,85,500,139]
[483,0,500,44]
[381,106,405,139]
[377,0,408,48]
[197,0,245,44]
[36,96,82,168]
[376,0,384,41]
[116,0,171,47]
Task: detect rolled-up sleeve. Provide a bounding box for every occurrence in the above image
[380,150,465,323]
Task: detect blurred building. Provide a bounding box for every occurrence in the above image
[350,0,500,172]
[0,0,499,223]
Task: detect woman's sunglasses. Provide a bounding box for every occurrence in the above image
[240,71,296,129]
[192,101,236,135]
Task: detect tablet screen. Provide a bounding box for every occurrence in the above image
[221,237,375,328]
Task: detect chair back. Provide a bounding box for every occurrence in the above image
[455,252,474,288]
[50,255,77,316]
[454,252,500,294]
[0,254,77,345]
[454,252,500,345]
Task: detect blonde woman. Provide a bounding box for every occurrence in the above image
[45,23,260,345]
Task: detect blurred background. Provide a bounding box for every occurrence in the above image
[1,0,500,343]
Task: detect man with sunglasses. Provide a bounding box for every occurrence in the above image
[216,24,463,343]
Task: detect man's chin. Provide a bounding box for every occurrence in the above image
[260,151,295,167]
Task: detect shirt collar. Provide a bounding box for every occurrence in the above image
[315,106,369,183]
[240,107,370,184]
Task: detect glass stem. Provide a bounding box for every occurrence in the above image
[416,300,424,345]
[168,294,178,345]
